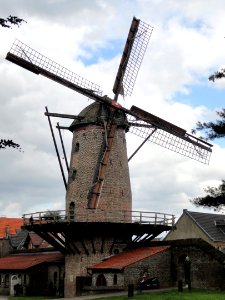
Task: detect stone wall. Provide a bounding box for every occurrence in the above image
[64,239,225,297]
[170,240,225,289]
[64,236,127,297]
[66,125,132,222]
[0,239,11,258]
[124,248,172,289]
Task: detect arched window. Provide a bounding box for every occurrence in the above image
[113,274,117,285]
[96,274,107,286]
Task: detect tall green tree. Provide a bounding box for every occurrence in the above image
[191,70,225,211]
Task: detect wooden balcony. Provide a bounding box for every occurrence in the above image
[22,209,175,227]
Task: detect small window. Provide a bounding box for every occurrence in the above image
[74,143,79,152]
[69,202,75,221]
[113,274,117,285]
[71,169,77,180]
[69,202,75,213]
[114,249,119,255]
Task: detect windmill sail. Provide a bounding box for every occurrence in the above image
[6,36,213,166]
[127,105,212,164]
[6,39,102,96]
[113,17,153,98]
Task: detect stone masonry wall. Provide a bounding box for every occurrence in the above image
[171,243,225,289]
[124,249,172,289]
[64,236,126,297]
[66,125,132,222]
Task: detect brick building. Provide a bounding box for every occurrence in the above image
[88,239,225,292]
[0,217,59,296]
[89,246,171,292]
[0,251,64,296]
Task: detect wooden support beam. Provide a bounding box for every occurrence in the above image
[101,237,105,254]
[109,237,117,255]
[45,111,83,120]
[91,238,96,254]
[80,240,89,256]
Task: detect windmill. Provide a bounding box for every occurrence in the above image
[6,17,212,297]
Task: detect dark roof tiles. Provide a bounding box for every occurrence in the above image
[185,210,225,242]
[9,230,29,249]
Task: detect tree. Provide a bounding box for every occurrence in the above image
[191,180,225,211]
[209,69,225,82]
[191,69,225,211]
[0,139,22,151]
[193,108,225,140]
[0,15,26,28]
[1,16,26,151]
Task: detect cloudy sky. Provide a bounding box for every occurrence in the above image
[1,0,225,221]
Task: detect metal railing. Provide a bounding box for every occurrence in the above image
[22,210,175,227]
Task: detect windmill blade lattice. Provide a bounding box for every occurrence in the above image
[127,115,212,165]
[113,18,153,98]
[6,39,102,96]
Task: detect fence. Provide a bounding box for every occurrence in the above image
[23,209,175,227]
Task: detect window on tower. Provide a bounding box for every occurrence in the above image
[69,202,75,221]
[74,142,79,152]
[71,169,77,180]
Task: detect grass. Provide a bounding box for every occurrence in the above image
[97,289,225,300]
[8,289,225,300]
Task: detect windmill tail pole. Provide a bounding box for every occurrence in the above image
[56,122,69,172]
[45,107,67,190]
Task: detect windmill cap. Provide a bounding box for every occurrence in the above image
[69,102,129,132]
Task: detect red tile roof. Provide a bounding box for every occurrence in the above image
[90,246,171,270]
[28,232,50,249]
[0,218,23,238]
[0,252,64,270]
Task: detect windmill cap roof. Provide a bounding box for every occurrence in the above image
[69,102,128,132]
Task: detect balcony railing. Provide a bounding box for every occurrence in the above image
[22,210,175,227]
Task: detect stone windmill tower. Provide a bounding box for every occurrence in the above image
[6,17,212,297]
[66,101,132,222]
